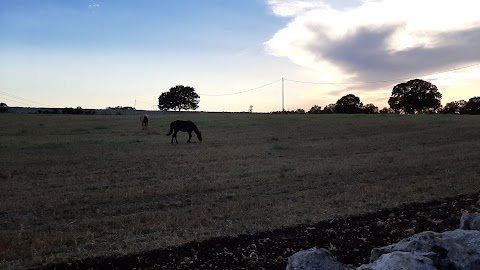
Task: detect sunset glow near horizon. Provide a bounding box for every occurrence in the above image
[1,0,479,112]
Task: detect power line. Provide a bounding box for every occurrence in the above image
[0,90,55,107]
[284,62,480,85]
[135,100,154,105]
[198,79,281,96]
[2,62,478,111]
[0,96,38,107]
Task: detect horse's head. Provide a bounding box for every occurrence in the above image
[196,131,203,142]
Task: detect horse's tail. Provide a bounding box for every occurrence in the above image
[166,122,173,136]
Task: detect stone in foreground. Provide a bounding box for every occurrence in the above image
[286,248,353,270]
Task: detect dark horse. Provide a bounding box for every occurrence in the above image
[166,120,202,144]
[140,114,149,130]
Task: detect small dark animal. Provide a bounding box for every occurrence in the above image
[140,114,149,130]
[166,120,202,144]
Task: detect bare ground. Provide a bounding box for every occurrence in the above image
[33,192,480,269]
[1,113,480,269]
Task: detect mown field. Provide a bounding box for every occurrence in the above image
[1,113,479,269]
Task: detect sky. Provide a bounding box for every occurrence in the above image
[1,0,479,112]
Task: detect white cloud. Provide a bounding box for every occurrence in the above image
[265,0,480,86]
[267,0,329,17]
[88,0,100,9]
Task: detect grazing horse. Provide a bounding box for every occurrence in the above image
[140,114,149,130]
[166,120,202,144]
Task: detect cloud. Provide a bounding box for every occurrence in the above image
[88,0,100,9]
[267,0,328,17]
[265,0,480,89]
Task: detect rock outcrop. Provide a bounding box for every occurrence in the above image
[286,212,480,270]
[286,248,353,270]
[358,251,436,270]
[460,212,480,231]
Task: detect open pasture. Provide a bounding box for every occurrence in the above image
[1,113,480,269]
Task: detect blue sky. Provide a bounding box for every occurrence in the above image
[1,0,479,112]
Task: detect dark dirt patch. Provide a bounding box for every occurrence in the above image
[33,192,480,270]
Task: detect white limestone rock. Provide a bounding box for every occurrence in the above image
[371,229,480,270]
[460,212,480,231]
[357,251,436,270]
[286,248,354,270]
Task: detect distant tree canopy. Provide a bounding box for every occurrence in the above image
[388,79,442,114]
[107,106,135,110]
[443,100,466,114]
[295,108,305,114]
[335,94,363,113]
[0,102,7,113]
[308,105,323,114]
[462,96,480,114]
[363,103,378,114]
[158,85,200,111]
[324,104,336,113]
[61,106,95,115]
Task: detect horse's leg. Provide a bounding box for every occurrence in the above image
[187,131,192,143]
[173,131,179,144]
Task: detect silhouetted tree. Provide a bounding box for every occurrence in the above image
[62,107,75,114]
[379,107,394,114]
[158,85,200,111]
[295,108,306,114]
[0,102,7,113]
[308,105,323,114]
[363,103,378,114]
[461,96,480,114]
[324,104,336,113]
[388,79,442,114]
[107,106,135,110]
[335,94,363,113]
[443,100,466,114]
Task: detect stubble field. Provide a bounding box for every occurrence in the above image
[1,113,479,269]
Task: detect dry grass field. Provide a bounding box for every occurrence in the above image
[1,113,479,269]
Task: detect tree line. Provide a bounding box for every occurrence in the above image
[296,79,479,115]
[1,79,478,114]
[154,79,479,114]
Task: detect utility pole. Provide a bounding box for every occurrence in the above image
[282,77,285,112]
[134,100,136,109]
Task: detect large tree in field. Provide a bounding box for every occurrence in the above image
[388,79,442,114]
[335,94,363,113]
[158,85,200,111]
